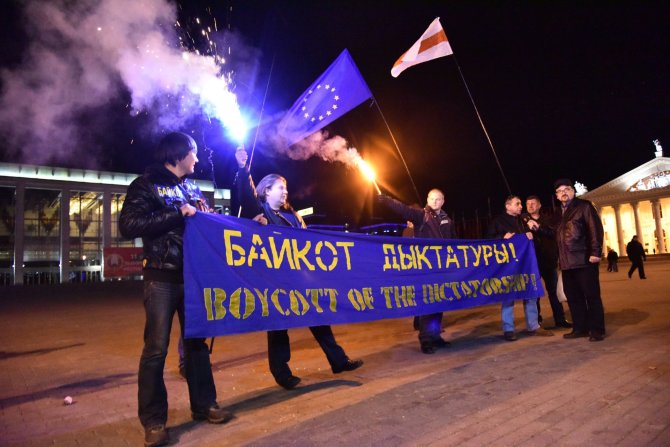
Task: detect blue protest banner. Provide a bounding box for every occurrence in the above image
[183,213,544,338]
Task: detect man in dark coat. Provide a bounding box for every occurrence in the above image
[525,195,572,328]
[626,235,647,279]
[529,179,605,341]
[378,189,455,354]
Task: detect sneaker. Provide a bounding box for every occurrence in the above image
[192,404,233,424]
[503,331,517,341]
[144,424,168,447]
[332,359,364,374]
[527,327,554,337]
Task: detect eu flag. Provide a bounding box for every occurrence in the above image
[280,49,372,146]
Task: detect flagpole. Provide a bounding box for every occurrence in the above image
[371,96,423,203]
[237,53,276,219]
[451,55,512,195]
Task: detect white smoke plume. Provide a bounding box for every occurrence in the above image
[0,0,244,166]
[265,126,367,170]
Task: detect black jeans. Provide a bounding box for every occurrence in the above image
[268,326,348,380]
[628,259,646,278]
[138,281,217,428]
[562,265,605,335]
[537,267,567,325]
[418,312,443,345]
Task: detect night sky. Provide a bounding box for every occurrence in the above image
[1,1,669,227]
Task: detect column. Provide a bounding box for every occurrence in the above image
[13,182,25,285]
[651,199,666,254]
[631,201,643,246]
[102,187,112,281]
[613,204,625,255]
[60,189,70,283]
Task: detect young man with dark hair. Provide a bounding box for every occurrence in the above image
[120,132,231,447]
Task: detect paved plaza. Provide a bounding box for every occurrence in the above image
[1,259,669,447]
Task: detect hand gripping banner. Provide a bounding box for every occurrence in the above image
[183,213,544,338]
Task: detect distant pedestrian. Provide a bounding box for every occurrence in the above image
[606,248,619,272]
[626,235,646,279]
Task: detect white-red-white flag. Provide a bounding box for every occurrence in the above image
[391,18,453,78]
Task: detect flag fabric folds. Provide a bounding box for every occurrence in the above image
[280,49,372,146]
[391,17,453,78]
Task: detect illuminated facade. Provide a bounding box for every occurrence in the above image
[0,162,230,285]
[581,152,670,256]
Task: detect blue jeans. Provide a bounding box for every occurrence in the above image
[138,281,217,428]
[501,299,540,332]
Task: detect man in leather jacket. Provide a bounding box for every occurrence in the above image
[377,189,455,354]
[528,179,605,342]
[119,132,230,447]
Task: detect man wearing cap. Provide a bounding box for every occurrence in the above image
[527,179,605,341]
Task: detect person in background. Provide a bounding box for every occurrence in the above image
[606,248,619,272]
[626,235,646,279]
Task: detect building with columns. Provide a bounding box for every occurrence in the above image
[0,162,231,286]
[581,145,669,257]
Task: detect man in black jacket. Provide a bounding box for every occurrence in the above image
[525,195,572,328]
[119,132,231,447]
[487,195,553,341]
[377,189,455,354]
[626,235,647,279]
[529,179,605,342]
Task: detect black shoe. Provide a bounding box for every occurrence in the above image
[144,424,169,447]
[333,359,364,374]
[503,331,517,341]
[433,338,451,348]
[276,375,301,390]
[563,331,589,339]
[192,404,233,424]
[421,343,436,354]
[589,332,604,342]
[556,320,573,329]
